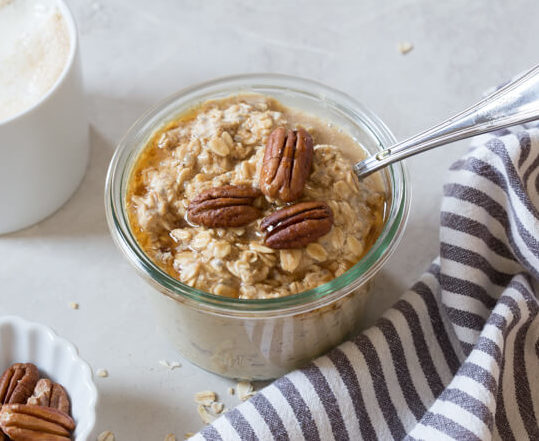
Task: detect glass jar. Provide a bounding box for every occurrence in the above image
[105,74,410,380]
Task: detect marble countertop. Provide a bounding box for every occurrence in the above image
[1,0,538,439]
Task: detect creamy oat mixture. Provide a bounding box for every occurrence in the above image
[127,95,386,299]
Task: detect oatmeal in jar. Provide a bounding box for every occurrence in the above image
[127,94,386,299]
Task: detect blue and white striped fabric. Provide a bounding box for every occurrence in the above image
[193,122,539,441]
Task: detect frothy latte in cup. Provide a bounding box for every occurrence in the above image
[0,0,88,235]
[0,0,71,122]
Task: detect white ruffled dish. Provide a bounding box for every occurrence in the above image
[0,315,97,440]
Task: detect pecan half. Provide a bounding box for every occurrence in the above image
[0,364,39,405]
[0,404,75,441]
[261,201,333,249]
[260,127,313,202]
[49,384,70,417]
[27,379,70,416]
[187,185,262,228]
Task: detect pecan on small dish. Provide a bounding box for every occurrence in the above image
[27,379,71,416]
[0,404,75,441]
[187,185,262,228]
[261,201,333,249]
[0,363,39,405]
[260,127,313,202]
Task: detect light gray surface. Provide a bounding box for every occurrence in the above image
[1,0,537,439]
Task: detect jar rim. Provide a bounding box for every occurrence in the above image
[105,73,411,314]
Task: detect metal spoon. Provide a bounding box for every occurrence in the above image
[354,64,539,179]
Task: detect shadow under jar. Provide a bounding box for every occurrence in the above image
[105,74,410,380]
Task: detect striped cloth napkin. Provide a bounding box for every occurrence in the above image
[193,122,539,441]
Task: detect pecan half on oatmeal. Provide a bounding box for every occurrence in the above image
[0,363,39,405]
[261,201,333,249]
[260,127,313,202]
[187,185,262,228]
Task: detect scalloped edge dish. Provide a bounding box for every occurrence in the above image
[0,315,97,440]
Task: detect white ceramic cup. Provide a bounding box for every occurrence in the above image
[0,0,89,234]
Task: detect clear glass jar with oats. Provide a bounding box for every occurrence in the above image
[106,74,410,380]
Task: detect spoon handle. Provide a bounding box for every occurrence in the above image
[354,64,539,179]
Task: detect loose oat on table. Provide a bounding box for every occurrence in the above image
[159,360,181,370]
[210,401,224,415]
[236,380,255,401]
[68,301,79,310]
[398,41,414,54]
[164,434,176,441]
[227,386,235,395]
[197,404,214,424]
[194,390,216,406]
[96,369,108,378]
[184,433,195,440]
[127,94,386,299]
[97,431,115,441]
